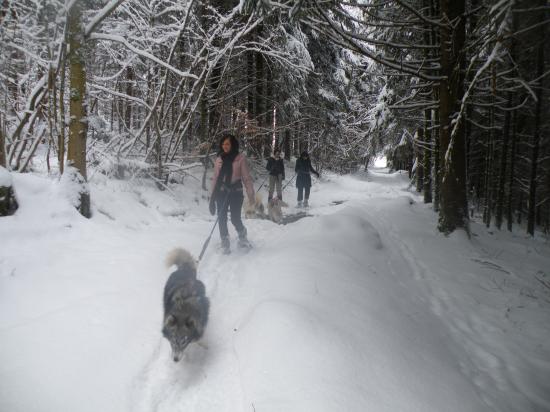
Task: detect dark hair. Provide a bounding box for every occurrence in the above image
[218,134,239,155]
[300,151,309,158]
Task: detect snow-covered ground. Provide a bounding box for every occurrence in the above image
[1,166,549,412]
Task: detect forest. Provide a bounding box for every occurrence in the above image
[2,2,550,411]
[1,0,549,235]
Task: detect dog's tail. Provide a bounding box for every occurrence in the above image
[166,248,197,273]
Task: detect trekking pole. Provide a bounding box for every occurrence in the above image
[256,175,268,193]
[198,191,230,263]
[282,174,296,190]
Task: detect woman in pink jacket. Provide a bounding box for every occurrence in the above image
[210,134,255,253]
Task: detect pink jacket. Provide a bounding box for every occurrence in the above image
[211,153,255,201]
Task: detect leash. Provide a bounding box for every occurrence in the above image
[198,190,230,263]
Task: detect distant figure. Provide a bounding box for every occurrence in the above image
[210,134,255,253]
[266,148,285,202]
[295,151,320,208]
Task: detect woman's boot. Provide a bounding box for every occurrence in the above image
[221,235,230,254]
[237,227,251,249]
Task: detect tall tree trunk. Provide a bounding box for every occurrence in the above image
[125,66,133,130]
[0,118,5,168]
[284,128,291,161]
[433,108,440,211]
[146,68,152,149]
[47,64,56,174]
[423,109,432,203]
[517,191,523,225]
[495,93,512,230]
[527,22,545,235]
[483,87,495,228]
[431,0,441,212]
[67,1,90,217]
[437,0,467,234]
[506,110,518,231]
[156,119,163,186]
[420,0,432,200]
[110,91,114,133]
[264,62,273,157]
[496,8,516,230]
[117,81,123,133]
[58,53,66,175]
[255,50,264,156]
[247,50,254,118]
[415,127,424,193]
[200,94,209,191]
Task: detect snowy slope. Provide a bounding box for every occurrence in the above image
[1,167,549,412]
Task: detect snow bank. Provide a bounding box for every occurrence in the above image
[0,166,12,187]
[222,208,488,412]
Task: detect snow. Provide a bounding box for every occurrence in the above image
[1,167,549,412]
[374,155,387,168]
[0,166,12,187]
[89,33,199,80]
[369,85,393,131]
[318,87,339,103]
[398,129,410,146]
[84,0,126,37]
[58,166,90,208]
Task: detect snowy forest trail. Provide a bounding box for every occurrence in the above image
[1,168,549,412]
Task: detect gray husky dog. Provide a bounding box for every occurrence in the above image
[163,248,209,362]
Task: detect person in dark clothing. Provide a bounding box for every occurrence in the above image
[210,134,255,253]
[266,148,285,202]
[295,151,319,207]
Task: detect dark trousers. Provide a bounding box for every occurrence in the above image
[217,190,245,238]
[268,175,283,200]
[297,186,311,202]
